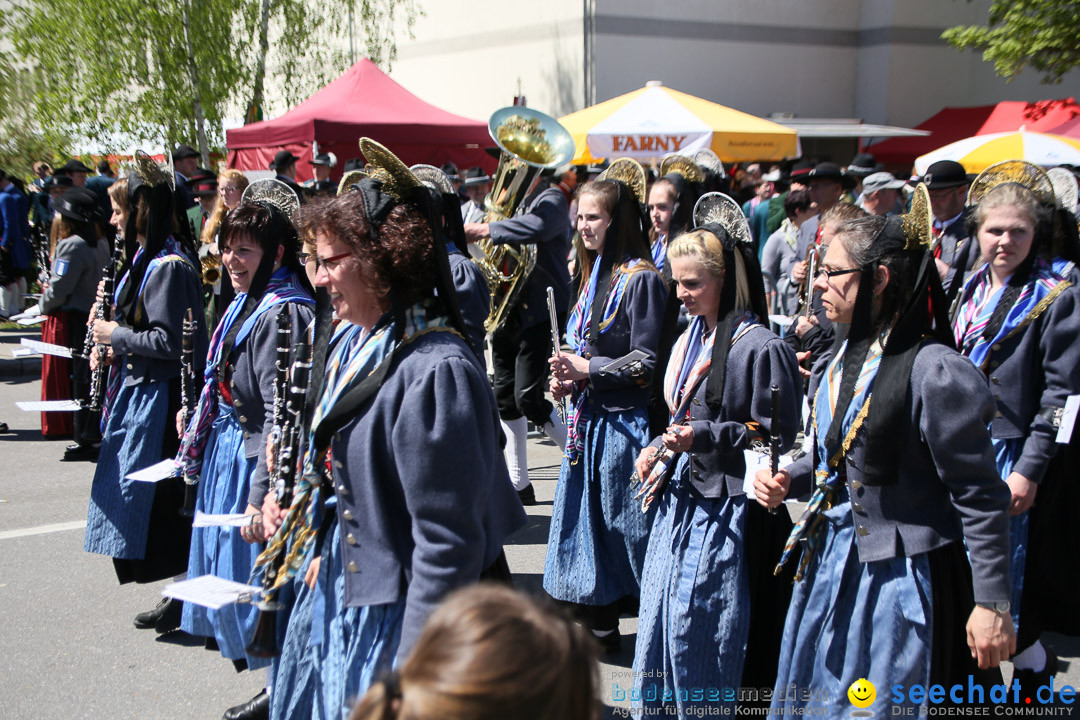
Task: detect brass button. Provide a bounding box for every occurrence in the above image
[692,398,701,405]
[126,363,133,370]
[852,502,864,513]
[243,432,250,439]
[337,483,346,493]
[989,360,1000,369]
[856,525,869,537]
[333,459,343,469]
[990,377,1000,385]
[343,509,354,520]
[234,399,243,407]
[991,343,1001,352]
[995,411,1003,418]
[239,415,247,423]
[347,561,358,573]
[850,480,862,490]
[346,533,357,546]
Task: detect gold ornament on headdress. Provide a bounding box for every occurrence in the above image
[967,160,1055,208]
[134,149,175,191]
[659,153,705,184]
[693,192,752,246]
[241,178,301,224]
[692,149,726,179]
[358,138,422,201]
[336,169,367,196]
[598,158,647,205]
[409,164,455,196]
[900,183,933,251]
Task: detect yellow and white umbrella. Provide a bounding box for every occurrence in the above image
[914,130,1080,175]
[559,81,799,165]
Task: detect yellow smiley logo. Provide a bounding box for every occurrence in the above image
[847,678,876,709]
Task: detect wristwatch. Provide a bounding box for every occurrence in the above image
[976,601,1011,615]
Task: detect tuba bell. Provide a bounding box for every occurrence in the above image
[470,107,575,333]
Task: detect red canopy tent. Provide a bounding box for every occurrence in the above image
[1047,114,1080,140]
[867,98,1080,170]
[227,60,495,183]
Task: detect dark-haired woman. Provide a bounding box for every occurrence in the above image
[951,163,1080,695]
[260,144,524,720]
[631,215,801,713]
[755,205,1014,716]
[38,187,108,442]
[178,195,314,695]
[544,178,667,651]
[84,167,208,598]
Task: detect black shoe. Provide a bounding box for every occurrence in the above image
[223,690,269,720]
[0,422,9,434]
[593,628,621,655]
[1015,648,1059,700]
[133,597,182,632]
[517,484,536,506]
[61,443,99,462]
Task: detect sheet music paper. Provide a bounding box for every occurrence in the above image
[17,316,47,326]
[769,314,795,329]
[15,400,81,412]
[19,338,73,358]
[126,459,181,483]
[1056,394,1080,443]
[193,511,255,528]
[11,347,39,358]
[161,575,262,610]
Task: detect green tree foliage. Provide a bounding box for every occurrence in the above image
[943,0,1080,84]
[1,0,419,164]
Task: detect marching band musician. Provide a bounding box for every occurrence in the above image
[83,156,208,627]
[463,168,572,504]
[261,140,525,720]
[545,170,667,653]
[177,182,314,719]
[631,194,802,713]
[755,194,1014,716]
[950,162,1080,696]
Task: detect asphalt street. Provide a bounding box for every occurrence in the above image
[1,326,1077,719]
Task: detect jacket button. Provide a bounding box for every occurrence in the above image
[991,343,1001,352]
[990,377,1000,385]
[346,533,357,546]
[692,398,701,405]
[856,525,869,537]
[334,432,342,442]
[337,483,346,493]
[343,509,354,520]
[995,411,1002,418]
[333,459,343,469]
[243,432,250,439]
[852,502,864,513]
[239,415,247,423]
[234,399,243,407]
[126,363,133,370]
[347,561,358,573]
[989,360,1000,369]
[850,480,862,490]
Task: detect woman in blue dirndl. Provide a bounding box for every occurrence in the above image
[755,192,1015,717]
[177,183,314,718]
[630,194,801,714]
[259,140,524,720]
[84,161,207,597]
[951,161,1080,696]
[545,165,668,651]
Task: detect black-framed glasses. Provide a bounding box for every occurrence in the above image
[821,267,861,280]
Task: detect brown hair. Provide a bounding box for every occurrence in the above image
[201,169,249,245]
[819,201,866,231]
[350,585,598,720]
[299,192,437,307]
[573,179,656,291]
[107,178,129,219]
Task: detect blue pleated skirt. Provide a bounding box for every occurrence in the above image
[180,406,269,670]
[84,373,170,559]
[632,455,749,712]
[771,499,933,716]
[269,520,329,720]
[311,518,405,720]
[543,407,653,606]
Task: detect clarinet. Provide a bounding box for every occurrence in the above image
[179,309,199,517]
[266,310,293,507]
[32,222,50,288]
[86,233,123,412]
[247,317,313,658]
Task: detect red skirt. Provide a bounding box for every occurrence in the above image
[41,312,73,437]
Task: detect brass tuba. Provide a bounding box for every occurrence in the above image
[470,107,575,332]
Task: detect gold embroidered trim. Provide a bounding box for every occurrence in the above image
[979,281,1072,372]
[828,394,872,468]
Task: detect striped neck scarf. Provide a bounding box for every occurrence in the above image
[776,333,886,580]
[953,257,1068,372]
[563,255,642,462]
[177,268,313,478]
[643,311,758,488]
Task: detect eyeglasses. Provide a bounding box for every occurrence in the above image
[301,251,353,272]
[820,267,861,280]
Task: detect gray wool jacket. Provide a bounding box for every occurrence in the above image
[787,341,1012,604]
[39,234,108,315]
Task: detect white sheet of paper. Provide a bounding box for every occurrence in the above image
[769,314,795,328]
[17,315,47,326]
[193,511,254,528]
[15,400,81,412]
[743,449,795,497]
[11,347,39,357]
[126,459,181,483]
[20,338,73,358]
[161,575,262,610]
[1056,394,1080,443]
